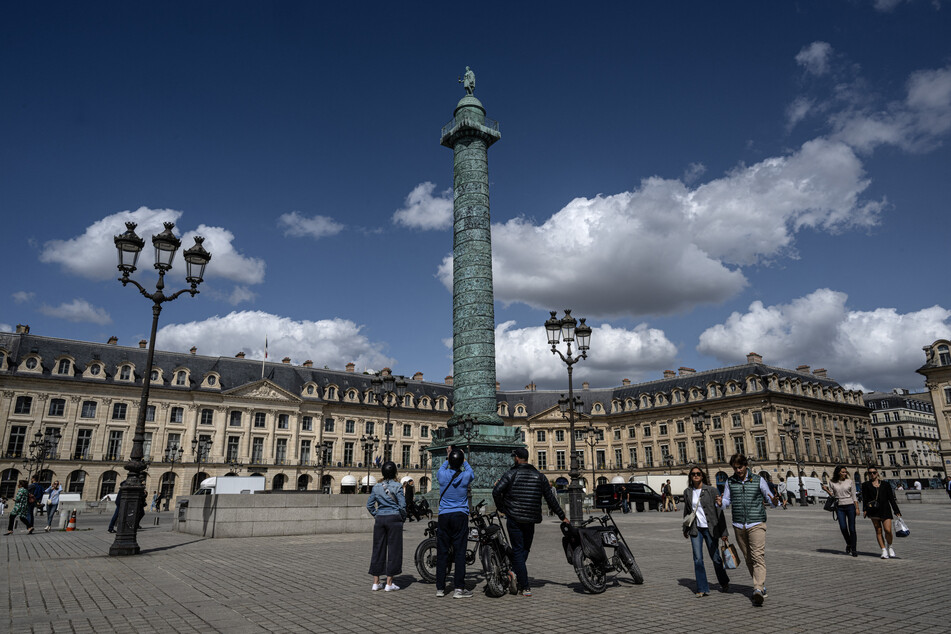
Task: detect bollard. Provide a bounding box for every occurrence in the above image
[154,516,160,526]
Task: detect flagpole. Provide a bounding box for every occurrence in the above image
[261,334,267,379]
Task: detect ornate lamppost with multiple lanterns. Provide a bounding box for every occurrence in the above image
[109,221,211,556]
[582,426,602,491]
[370,373,407,463]
[361,434,379,493]
[314,440,334,493]
[22,428,61,481]
[783,417,808,507]
[191,437,212,493]
[691,408,710,482]
[545,309,592,527]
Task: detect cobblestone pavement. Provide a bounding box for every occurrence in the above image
[2,501,948,633]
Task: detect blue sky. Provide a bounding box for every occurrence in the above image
[2,1,949,393]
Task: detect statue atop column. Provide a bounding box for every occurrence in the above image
[459,66,475,95]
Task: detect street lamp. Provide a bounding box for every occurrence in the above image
[855,425,873,466]
[22,428,61,480]
[228,459,243,474]
[110,221,211,557]
[582,426,601,491]
[361,434,379,493]
[912,451,920,480]
[546,309,592,527]
[783,418,808,507]
[370,373,407,462]
[457,414,480,463]
[191,437,212,493]
[691,408,710,482]
[315,440,333,493]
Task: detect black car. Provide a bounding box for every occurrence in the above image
[596,483,662,512]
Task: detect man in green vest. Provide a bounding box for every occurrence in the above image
[718,453,779,606]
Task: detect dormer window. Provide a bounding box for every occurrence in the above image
[207,375,216,386]
[119,365,131,381]
[89,364,101,376]
[150,370,159,381]
[25,357,38,370]
[175,371,187,386]
[938,345,951,365]
[57,359,72,375]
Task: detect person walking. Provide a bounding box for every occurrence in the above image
[945,475,951,502]
[435,446,474,599]
[682,467,730,596]
[27,475,45,526]
[150,491,159,512]
[366,461,406,592]
[718,453,778,606]
[4,480,34,535]
[861,467,902,559]
[107,488,122,533]
[492,447,568,597]
[661,480,671,512]
[821,466,859,556]
[44,481,62,532]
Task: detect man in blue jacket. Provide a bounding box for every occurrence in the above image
[436,446,474,599]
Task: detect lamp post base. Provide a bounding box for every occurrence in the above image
[109,472,145,556]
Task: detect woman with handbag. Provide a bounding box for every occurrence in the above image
[821,465,859,556]
[861,467,901,559]
[366,460,406,591]
[4,480,33,535]
[682,467,730,596]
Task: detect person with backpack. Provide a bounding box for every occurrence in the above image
[27,475,45,526]
[435,446,474,599]
[492,447,568,597]
[4,480,34,534]
[366,461,406,592]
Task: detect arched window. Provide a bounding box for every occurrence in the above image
[0,468,20,498]
[160,472,177,502]
[57,359,71,375]
[938,345,951,365]
[67,470,87,495]
[298,474,311,491]
[119,365,132,381]
[175,371,187,386]
[272,474,287,490]
[99,471,119,499]
[191,472,209,494]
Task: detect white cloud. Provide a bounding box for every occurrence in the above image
[227,286,257,305]
[39,298,112,325]
[278,211,344,240]
[785,96,814,129]
[795,41,833,76]
[39,207,265,286]
[493,320,678,390]
[392,182,453,230]
[12,291,34,304]
[0,323,12,333]
[682,162,707,184]
[873,0,906,11]
[697,289,950,390]
[156,310,395,371]
[437,139,880,318]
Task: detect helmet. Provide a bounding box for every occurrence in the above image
[381,461,397,481]
[448,448,465,470]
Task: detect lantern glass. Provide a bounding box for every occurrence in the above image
[575,318,591,351]
[560,310,576,342]
[114,222,145,273]
[395,377,407,399]
[152,223,182,270]
[544,311,561,345]
[183,236,211,284]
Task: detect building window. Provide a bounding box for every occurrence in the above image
[253,412,266,428]
[170,407,184,424]
[14,396,33,415]
[714,438,725,463]
[556,450,566,470]
[226,436,240,462]
[732,414,742,428]
[643,425,651,438]
[627,426,636,438]
[150,370,159,381]
[324,418,335,432]
[385,423,393,438]
[343,442,354,466]
[74,429,92,460]
[112,403,127,420]
[57,359,71,374]
[89,364,101,376]
[644,446,654,467]
[938,345,951,365]
[207,375,217,386]
[628,447,637,467]
[556,430,565,442]
[250,438,264,464]
[278,414,289,429]
[300,439,312,464]
[537,450,548,470]
[365,421,375,435]
[402,445,412,466]
[48,398,66,417]
[275,438,287,464]
[142,432,153,459]
[106,431,123,461]
[120,365,131,380]
[658,424,668,436]
[145,405,156,422]
[80,401,97,418]
[175,371,187,386]
[200,409,214,425]
[596,450,606,469]
[755,436,767,460]
[712,416,722,430]
[753,412,763,426]
[403,424,412,437]
[5,426,27,458]
[25,357,38,370]
[229,411,242,427]
[733,436,745,456]
[677,441,687,464]
[302,416,313,432]
[420,425,429,438]
[676,421,685,434]
[345,419,355,434]
[944,387,951,405]
[536,430,546,442]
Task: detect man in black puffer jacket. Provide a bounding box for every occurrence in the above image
[493,448,568,596]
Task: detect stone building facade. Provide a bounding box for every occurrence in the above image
[863,390,942,482]
[917,339,951,477]
[1,327,872,500]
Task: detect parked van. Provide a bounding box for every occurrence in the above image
[779,477,828,504]
[195,475,265,495]
[629,474,690,503]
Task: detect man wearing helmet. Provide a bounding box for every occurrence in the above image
[493,447,568,597]
[436,446,475,598]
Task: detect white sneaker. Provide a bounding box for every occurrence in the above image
[880,548,889,559]
[372,583,383,591]
[384,584,400,592]
[888,546,896,558]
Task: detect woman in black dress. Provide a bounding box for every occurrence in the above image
[861,467,901,559]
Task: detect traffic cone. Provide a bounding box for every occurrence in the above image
[66,510,77,531]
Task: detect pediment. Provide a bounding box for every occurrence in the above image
[225,379,301,403]
[529,405,588,424]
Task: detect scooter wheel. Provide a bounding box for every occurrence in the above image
[572,546,607,594]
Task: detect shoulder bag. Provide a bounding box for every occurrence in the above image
[823,495,838,513]
[720,539,740,569]
[866,485,881,512]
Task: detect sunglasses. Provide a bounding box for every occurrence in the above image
[690,472,703,477]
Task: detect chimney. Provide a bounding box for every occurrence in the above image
[525,382,536,391]
[108,336,118,345]
[796,365,810,373]
[622,378,631,387]
[282,357,291,364]
[445,375,453,386]
[663,370,676,379]
[813,368,827,378]
[746,352,763,364]
[495,381,500,391]
[190,346,197,355]
[381,367,392,376]
[15,324,30,334]
[582,382,589,390]
[138,339,147,348]
[413,371,424,381]
[678,367,696,376]
[346,362,355,373]
[303,360,313,368]
[236,351,246,359]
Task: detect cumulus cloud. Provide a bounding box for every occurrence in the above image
[437,139,880,318]
[785,96,814,130]
[697,289,950,390]
[39,298,112,325]
[493,320,678,390]
[227,286,257,305]
[392,182,453,230]
[795,41,833,76]
[0,323,12,333]
[39,207,265,286]
[682,162,707,184]
[278,211,344,240]
[12,291,34,304]
[156,310,395,371]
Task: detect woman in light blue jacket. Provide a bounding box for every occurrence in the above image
[366,461,406,592]
[44,481,62,531]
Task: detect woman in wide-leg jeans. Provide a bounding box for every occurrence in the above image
[683,468,730,596]
[822,465,859,556]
